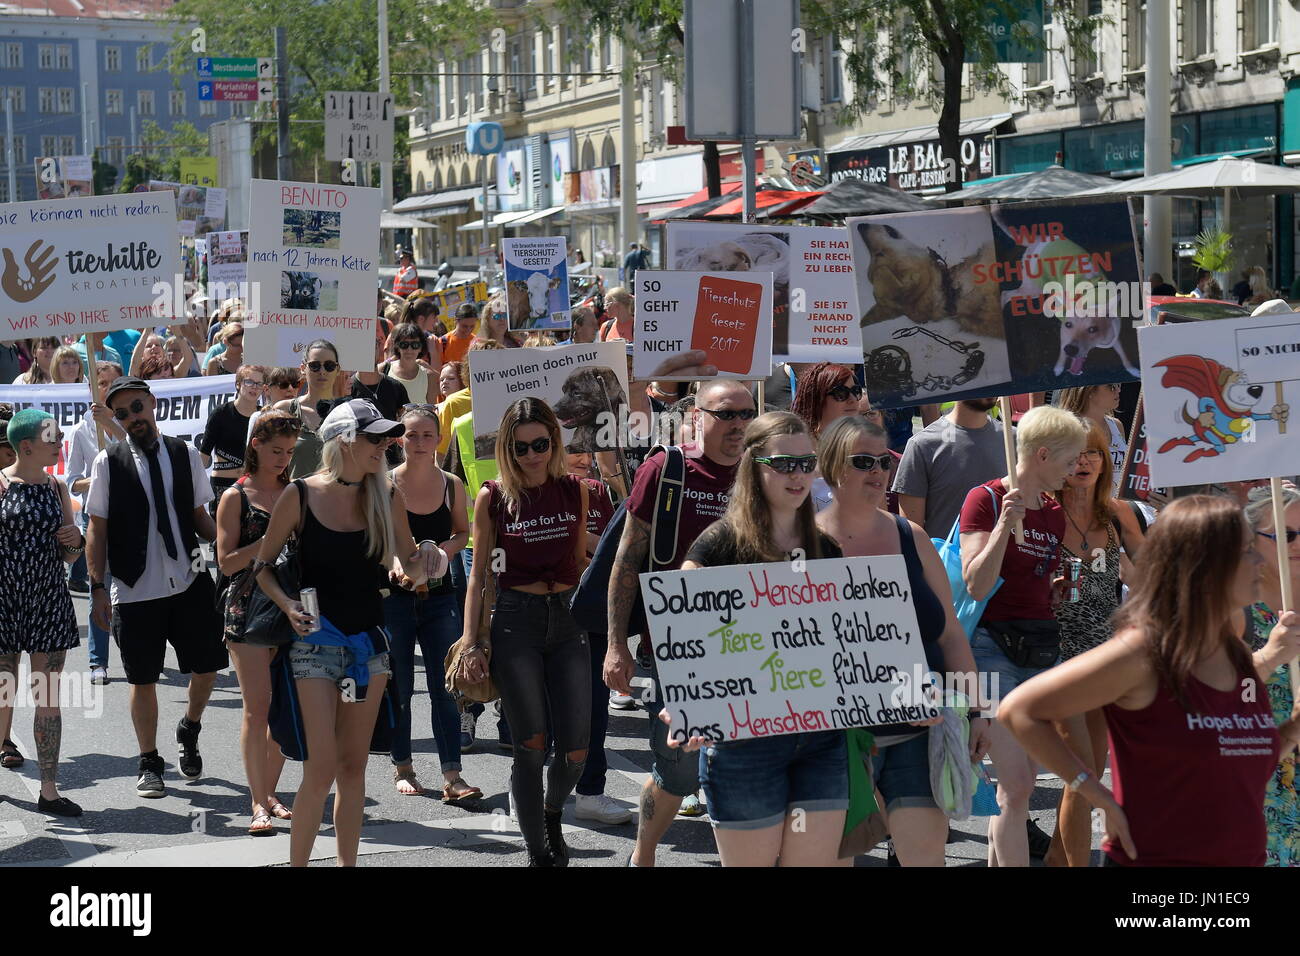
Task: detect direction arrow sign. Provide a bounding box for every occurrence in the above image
[323,91,395,162]
[196,57,273,79]
[197,80,262,102]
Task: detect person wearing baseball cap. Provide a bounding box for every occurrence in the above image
[393,247,420,297]
[86,377,229,800]
[251,397,432,867]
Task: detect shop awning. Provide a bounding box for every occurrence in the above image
[1107,147,1271,178]
[456,209,535,231]
[380,211,437,230]
[392,185,485,214]
[509,205,566,226]
[828,113,1012,154]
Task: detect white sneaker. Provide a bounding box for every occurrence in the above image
[574,793,633,825]
[608,689,635,710]
[508,791,516,821]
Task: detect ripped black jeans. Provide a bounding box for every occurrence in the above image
[489,587,591,855]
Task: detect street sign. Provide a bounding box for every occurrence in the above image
[197,79,273,102]
[324,91,395,163]
[196,56,273,80]
[467,122,504,155]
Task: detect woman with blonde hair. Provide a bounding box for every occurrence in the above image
[49,346,86,384]
[598,286,634,342]
[12,338,60,384]
[475,295,522,348]
[205,322,245,376]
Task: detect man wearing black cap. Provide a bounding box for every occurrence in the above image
[85,377,228,799]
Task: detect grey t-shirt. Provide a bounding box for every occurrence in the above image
[891,415,1009,539]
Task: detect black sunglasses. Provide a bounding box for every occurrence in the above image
[755,454,817,474]
[827,383,865,402]
[306,360,339,373]
[397,339,423,350]
[1258,529,1300,544]
[112,398,147,420]
[848,453,894,473]
[698,407,757,422]
[513,437,552,457]
[362,433,392,446]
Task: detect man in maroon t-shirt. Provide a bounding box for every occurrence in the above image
[605,378,753,867]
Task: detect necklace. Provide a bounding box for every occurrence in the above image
[335,476,363,487]
[1064,507,1093,551]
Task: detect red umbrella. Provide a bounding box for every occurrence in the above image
[702,189,824,218]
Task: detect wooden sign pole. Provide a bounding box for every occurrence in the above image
[999,396,1023,543]
[86,333,106,450]
[1269,476,1298,695]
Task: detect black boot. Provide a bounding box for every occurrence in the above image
[527,848,556,867]
[544,809,569,867]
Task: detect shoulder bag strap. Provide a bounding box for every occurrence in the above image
[292,478,308,537]
[1127,499,1148,535]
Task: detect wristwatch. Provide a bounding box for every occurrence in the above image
[90,582,107,593]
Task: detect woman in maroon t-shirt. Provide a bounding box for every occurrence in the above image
[454,399,589,866]
[1001,495,1300,866]
[959,405,1089,867]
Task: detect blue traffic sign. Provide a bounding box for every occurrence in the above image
[466,122,504,156]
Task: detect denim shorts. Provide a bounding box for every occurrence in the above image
[289,640,390,688]
[701,731,849,830]
[971,625,1057,705]
[870,732,937,813]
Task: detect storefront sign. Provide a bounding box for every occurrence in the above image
[828,133,994,192]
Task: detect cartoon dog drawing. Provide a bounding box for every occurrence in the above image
[282,272,322,309]
[857,222,1004,338]
[1154,355,1289,462]
[552,365,629,454]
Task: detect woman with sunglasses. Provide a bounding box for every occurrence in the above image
[273,340,341,480]
[1241,486,1300,866]
[959,405,1090,867]
[454,398,590,866]
[216,410,301,835]
[382,321,439,406]
[265,367,302,407]
[204,322,245,377]
[0,410,83,815]
[1055,385,1126,493]
[1001,495,1300,867]
[254,399,428,867]
[199,365,269,513]
[475,296,522,348]
[383,404,481,803]
[816,415,989,865]
[791,362,863,512]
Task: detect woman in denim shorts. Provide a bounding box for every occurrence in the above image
[255,397,431,867]
[958,406,1089,867]
[673,412,848,867]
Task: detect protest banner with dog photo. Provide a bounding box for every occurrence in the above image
[148,180,227,238]
[632,270,774,382]
[665,222,862,364]
[467,341,630,460]
[243,180,380,371]
[206,229,249,296]
[848,199,1143,408]
[0,191,180,338]
[639,556,936,744]
[502,236,570,331]
[1139,311,1299,488]
[34,156,94,200]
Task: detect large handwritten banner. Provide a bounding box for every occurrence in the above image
[0,192,180,338]
[640,556,935,744]
[244,180,379,371]
[633,270,773,381]
[1140,311,1300,487]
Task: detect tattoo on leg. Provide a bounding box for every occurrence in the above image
[33,711,61,785]
[45,650,66,672]
[639,785,656,837]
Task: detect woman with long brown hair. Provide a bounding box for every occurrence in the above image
[1001,495,1300,866]
[789,362,863,439]
[1054,384,1126,493]
[12,338,60,384]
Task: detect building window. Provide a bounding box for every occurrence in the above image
[58,88,74,113]
[105,45,121,71]
[60,135,75,155]
[106,89,123,115]
[1079,0,1101,75]
[4,134,27,163]
[41,135,57,157]
[106,136,124,166]
[1246,0,1276,48]
[4,88,24,112]
[1126,0,1147,70]
[169,89,185,116]
[57,45,72,70]
[38,88,55,114]
[0,180,8,202]
[460,57,473,113]
[525,34,537,97]
[602,31,613,69]
[39,45,54,70]
[199,98,216,117]
[138,89,155,116]
[4,44,21,69]
[1184,0,1213,58]
[136,45,151,72]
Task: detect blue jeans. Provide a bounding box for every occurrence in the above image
[576,630,611,796]
[701,731,849,830]
[383,589,463,772]
[79,509,110,668]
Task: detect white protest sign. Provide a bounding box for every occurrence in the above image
[324,91,395,163]
[0,192,180,338]
[243,180,379,371]
[1140,312,1299,487]
[206,229,248,297]
[467,342,630,460]
[632,270,773,382]
[502,236,570,331]
[641,555,936,744]
[666,222,862,364]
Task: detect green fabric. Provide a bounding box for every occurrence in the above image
[843,729,878,838]
[455,411,497,522]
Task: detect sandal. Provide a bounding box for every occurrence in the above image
[248,810,274,836]
[267,800,293,820]
[442,778,483,805]
[1,739,22,770]
[394,766,425,796]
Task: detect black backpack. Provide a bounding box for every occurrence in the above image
[569,446,685,636]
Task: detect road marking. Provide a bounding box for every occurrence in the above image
[6,730,100,863]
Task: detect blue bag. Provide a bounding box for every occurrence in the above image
[931,484,1004,638]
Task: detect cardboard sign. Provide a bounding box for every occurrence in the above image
[1140,312,1300,487]
[0,192,180,337]
[665,222,863,364]
[501,236,570,331]
[149,180,227,238]
[848,199,1142,407]
[467,341,630,460]
[206,229,248,298]
[243,180,380,371]
[632,270,773,381]
[640,556,935,744]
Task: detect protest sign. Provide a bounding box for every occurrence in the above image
[665,222,862,364]
[1139,311,1299,488]
[502,237,570,331]
[432,280,488,331]
[0,192,180,338]
[34,156,93,200]
[640,555,936,744]
[207,229,248,298]
[632,270,773,381]
[1116,396,1167,502]
[179,157,219,187]
[467,342,629,460]
[149,180,227,238]
[243,180,380,371]
[848,199,1142,407]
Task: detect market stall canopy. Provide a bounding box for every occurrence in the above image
[798,177,933,217]
[381,211,437,230]
[703,189,825,219]
[939,165,1116,203]
[1083,155,1300,198]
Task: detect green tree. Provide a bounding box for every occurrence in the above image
[113,120,208,190]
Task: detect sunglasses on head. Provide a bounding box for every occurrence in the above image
[1258,529,1300,544]
[827,383,865,402]
[755,454,817,474]
[402,403,437,413]
[848,453,894,472]
[306,360,339,373]
[397,339,423,350]
[513,437,552,457]
[697,407,757,422]
[112,398,147,420]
